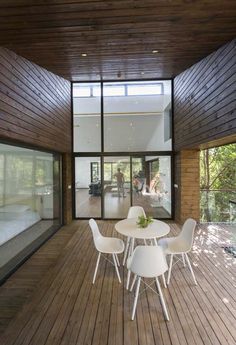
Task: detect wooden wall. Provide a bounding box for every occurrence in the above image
[173,39,236,222]
[174,39,236,151]
[174,150,200,223]
[0,47,71,153]
[62,153,73,224]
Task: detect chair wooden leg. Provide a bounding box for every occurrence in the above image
[167,254,173,285]
[182,253,186,267]
[93,252,101,284]
[123,237,130,266]
[185,253,197,285]
[112,254,121,283]
[155,277,169,321]
[130,274,137,292]
[131,277,141,320]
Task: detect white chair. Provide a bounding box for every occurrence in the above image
[127,245,169,321]
[123,206,146,266]
[127,206,146,219]
[158,218,197,285]
[89,219,124,284]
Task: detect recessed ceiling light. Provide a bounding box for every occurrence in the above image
[81,53,87,57]
[152,50,159,54]
[141,72,145,75]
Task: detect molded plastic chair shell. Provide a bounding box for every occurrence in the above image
[158,218,197,285]
[89,219,124,284]
[127,245,169,321]
[89,218,124,254]
[127,245,168,278]
[158,218,196,254]
[127,206,146,219]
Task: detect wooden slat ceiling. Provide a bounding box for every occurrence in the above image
[0,0,236,81]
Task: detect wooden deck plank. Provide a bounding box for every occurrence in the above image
[0,221,235,345]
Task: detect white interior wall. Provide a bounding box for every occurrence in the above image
[73,82,172,152]
[75,157,100,188]
[73,94,170,115]
[159,157,171,214]
[74,117,101,152]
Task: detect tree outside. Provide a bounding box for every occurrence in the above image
[200,143,236,222]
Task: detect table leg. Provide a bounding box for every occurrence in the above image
[126,237,135,290]
[123,236,130,266]
[131,237,135,254]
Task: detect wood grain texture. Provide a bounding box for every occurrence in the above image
[0,220,235,345]
[174,150,200,223]
[0,221,79,335]
[174,39,236,151]
[0,1,236,80]
[0,47,71,152]
[63,153,73,224]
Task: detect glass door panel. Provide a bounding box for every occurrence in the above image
[103,156,131,218]
[132,156,171,218]
[75,157,101,218]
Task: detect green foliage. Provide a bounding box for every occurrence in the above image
[137,215,154,228]
[200,143,236,222]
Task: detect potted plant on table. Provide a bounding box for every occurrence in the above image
[137,215,154,228]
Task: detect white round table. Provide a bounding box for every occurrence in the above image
[115,218,170,289]
[115,218,170,241]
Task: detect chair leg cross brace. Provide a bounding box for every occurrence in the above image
[131,276,169,321]
[167,253,197,285]
[92,252,121,284]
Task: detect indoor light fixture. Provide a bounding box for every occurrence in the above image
[81,53,87,57]
[152,50,159,54]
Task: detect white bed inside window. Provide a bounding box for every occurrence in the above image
[0,204,41,246]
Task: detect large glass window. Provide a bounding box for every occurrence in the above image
[103,80,172,152]
[73,82,101,152]
[73,80,172,219]
[0,143,62,280]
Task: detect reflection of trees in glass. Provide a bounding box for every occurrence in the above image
[91,162,100,182]
[150,160,159,180]
[132,158,142,177]
[200,144,236,222]
[6,156,33,193]
[104,161,130,183]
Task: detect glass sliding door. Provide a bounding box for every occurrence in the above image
[75,157,101,218]
[132,156,171,218]
[103,156,131,218]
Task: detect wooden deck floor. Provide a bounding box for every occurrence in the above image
[0,220,235,345]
